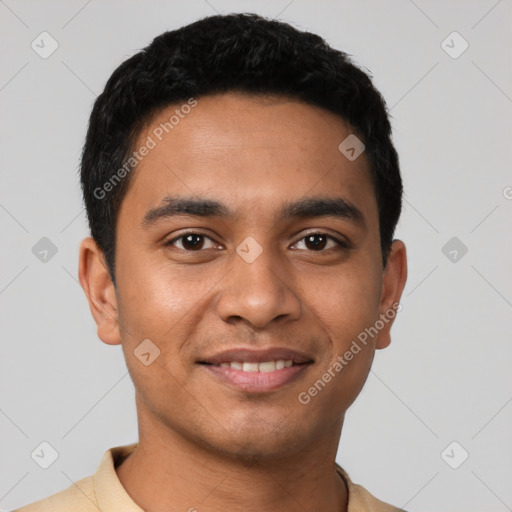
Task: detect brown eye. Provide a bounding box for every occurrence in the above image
[304,234,328,250]
[292,233,347,251]
[181,234,205,250]
[166,233,217,251]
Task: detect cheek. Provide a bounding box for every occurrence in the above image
[302,258,382,342]
[115,245,219,353]
[296,256,382,403]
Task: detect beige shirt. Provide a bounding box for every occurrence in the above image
[15,444,405,512]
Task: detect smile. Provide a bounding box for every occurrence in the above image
[198,348,313,392]
[214,360,294,372]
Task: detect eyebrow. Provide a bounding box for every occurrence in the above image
[141,195,365,228]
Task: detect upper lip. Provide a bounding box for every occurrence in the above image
[199,347,313,365]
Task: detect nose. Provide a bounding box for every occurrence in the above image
[215,246,302,330]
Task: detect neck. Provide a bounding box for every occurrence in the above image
[116,411,348,512]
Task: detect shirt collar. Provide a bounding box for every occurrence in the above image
[93,444,383,512]
[93,443,142,511]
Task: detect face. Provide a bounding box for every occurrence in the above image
[79,92,406,461]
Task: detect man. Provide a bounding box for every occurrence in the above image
[17,12,407,512]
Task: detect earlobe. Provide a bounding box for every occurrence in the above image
[376,240,408,350]
[78,237,122,346]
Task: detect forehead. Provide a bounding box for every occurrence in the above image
[120,92,376,224]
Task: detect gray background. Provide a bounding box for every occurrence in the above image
[1,1,511,510]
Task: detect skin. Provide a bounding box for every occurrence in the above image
[78,92,407,512]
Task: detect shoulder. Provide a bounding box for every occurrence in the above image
[13,475,97,512]
[336,465,407,512]
[13,443,139,512]
[348,481,407,512]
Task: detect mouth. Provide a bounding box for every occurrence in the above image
[197,348,314,392]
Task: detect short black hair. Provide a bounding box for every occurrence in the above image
[80,12,402,284]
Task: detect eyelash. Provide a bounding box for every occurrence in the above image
[165,231,349,252]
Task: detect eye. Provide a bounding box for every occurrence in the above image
[166,232,219,251]
[291,233,347,251]
[165,231,347,252]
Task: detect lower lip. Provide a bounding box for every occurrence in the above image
[201,364,310,393]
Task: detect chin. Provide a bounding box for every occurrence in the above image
[211,438,301,465]
[205,418,310,463]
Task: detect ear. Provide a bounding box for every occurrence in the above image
[78,237,121,345]
[375,240,407,350]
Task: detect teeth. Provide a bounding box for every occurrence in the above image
[242,362,259,372]
[259,361,276,372]
[222,360,293,372]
